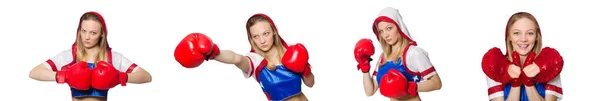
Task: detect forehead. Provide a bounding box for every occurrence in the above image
[376,21,395,29]
[249,21,272,35]
[511,18,536,30]
[81,20,102,30]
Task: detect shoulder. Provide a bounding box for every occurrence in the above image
[406,46,429,56]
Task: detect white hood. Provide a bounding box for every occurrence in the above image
[372,7,416,45]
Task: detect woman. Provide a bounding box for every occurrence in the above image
[354,7,442,101]
[174,13,315,101]
[482,12,564,101]
[28,11,152,101]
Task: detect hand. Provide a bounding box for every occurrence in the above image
[522,64,540,78]
[508,64,521,79]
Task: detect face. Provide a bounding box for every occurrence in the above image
[377,21,401,45]
[249,21,275,52]
[509,18,537,56]
[79,20,103,48]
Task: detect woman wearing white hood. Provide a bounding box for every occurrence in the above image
[482,12,563,101]
[354,7,442,101]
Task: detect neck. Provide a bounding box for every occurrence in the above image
[391,41,403,54]
[86,46,100,57]
[265,46,280,60]
[519,55,527,65]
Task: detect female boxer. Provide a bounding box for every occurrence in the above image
[354,7,442,101]
[482,12,563,101]
[28,11,152,101]
[174,13,315,101]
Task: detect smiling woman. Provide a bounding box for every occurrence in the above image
[28,11,152,101]
[482,12,564,101]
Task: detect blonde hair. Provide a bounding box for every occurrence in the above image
[377,22,410,62]
[505,12,542,60]
[75,13,108,63]
[246,15,286,67]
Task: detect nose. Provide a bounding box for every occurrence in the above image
[259,35,266,44]
[518,33,526,42]
[381,31,389,39]
[81,32,90,40]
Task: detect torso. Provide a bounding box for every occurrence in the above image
[390,95,421,101]
[72,97,107,101]
[282,93,308,101]
[257,65,303,101]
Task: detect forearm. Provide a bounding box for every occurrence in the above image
[214,50,243,64]
[362,73,377,96]
[506,87,520,101]
[525,86,545,101]
[302,72,315,87]
[29,64,57,81]
[417,74,442,92]
[126,68,152,84]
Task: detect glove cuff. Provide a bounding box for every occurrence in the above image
[302,64,312,77]
[408,81,418,96]
[510,79,521,87]
[56,71,67,84]
[207,44,220,60]
[523,77,534,86]
[119,72,128,86]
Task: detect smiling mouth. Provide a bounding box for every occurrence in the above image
[517,44,529,50]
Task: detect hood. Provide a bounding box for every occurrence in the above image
[372,7,416,45]
[504,12,541,55]
[246,13,288,52]
[72,11,110,50]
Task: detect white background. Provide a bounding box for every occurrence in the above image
[0,0,598,100]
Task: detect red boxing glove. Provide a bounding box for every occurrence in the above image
[522,52,536,86]
[354,38,375,73]
[56,62,92,90]
[379,68,409,98]
[282,43,311,77]
[481,47,513,83]
[510,51,523,87]
[174,33,220,68]
[533,47,563,83]
[91,61,128,90]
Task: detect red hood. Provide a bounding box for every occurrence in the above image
[246,13,288,52]
[72,11,110,51]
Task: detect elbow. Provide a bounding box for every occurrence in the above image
[365,91,375,96]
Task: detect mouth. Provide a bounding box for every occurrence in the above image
[517,44,529,50]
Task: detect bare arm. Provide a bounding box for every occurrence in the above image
[506,87,520,101]
[127,67,152,84]
[214,50,251,73]
[302,72,314,87]
[29,64,57,81]
[363,73,378,96]
[416,74,442,92]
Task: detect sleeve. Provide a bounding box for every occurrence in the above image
[243,52,264,79]
[112,51,138,73]
[545,75,563,99]
[372,54,383,78]
[43,50,73,71]
[487,76,504,100]
[406,46,437,80]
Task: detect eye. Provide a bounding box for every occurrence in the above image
[81,29,86,32]
[513,32,519,35]
[91,32,97,35]
[264,32,269,35]
[387,26,392,30]
[253,35,259,39]
[528,32,534,35]
[378,30,383,33]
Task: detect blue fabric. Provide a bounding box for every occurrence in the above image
[502,83,546,101]
[257,65,302,101]
[70,62,109,98]
[376,58,421,86]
